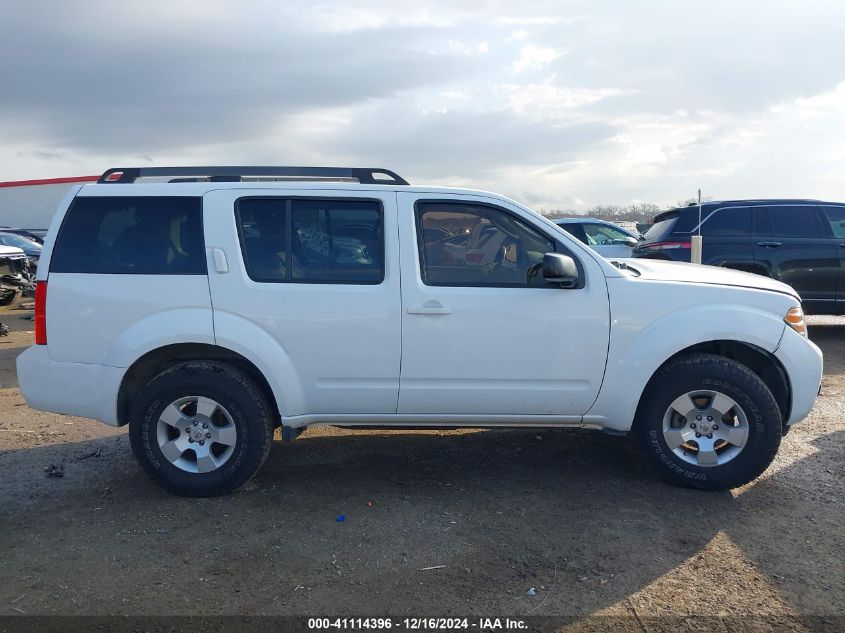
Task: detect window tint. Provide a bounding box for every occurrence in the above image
[50,196,205,274]
[701,207,751,236]
[236,198,288,282]
[291,200,383,283]
[644,215,678,240]
[416,203,555,287]
[582,223,631,245]
[822,206,845,239]
[767,206,821,238]
[236,198,383,284]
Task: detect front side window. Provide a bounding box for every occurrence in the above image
[236,198,383,284]
[821,206,845,239]
[416,202,555,287]
[50,196,205,274]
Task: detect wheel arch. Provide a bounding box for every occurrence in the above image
[634,340,791,433]
[117,343,281,427]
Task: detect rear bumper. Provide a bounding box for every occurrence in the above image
[774,327,823,425]
[16,346,123,426]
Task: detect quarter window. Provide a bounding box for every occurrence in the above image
[50,196,205,274]
[416,202,556,287]
[236,198,384,284]
[701,208,751,236]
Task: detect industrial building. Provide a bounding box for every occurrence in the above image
[0,176,97,229]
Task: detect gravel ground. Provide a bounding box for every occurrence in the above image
[0,309,842,630]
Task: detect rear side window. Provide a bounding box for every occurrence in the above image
[50,196,205,274]
[767,206,821,238]
[236,198,384,284]
[701,208,751,236]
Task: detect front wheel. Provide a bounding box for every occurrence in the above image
[634,353,782,490]
[129,361,275,496]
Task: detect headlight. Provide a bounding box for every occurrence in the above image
[784,306,807,337]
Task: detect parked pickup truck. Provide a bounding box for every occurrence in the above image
[17,167,823,496]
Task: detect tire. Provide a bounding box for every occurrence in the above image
[129,361,275,497]
[634,353,782,490]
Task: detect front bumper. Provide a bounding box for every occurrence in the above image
[774,326,823,425]
[16,346,124,426]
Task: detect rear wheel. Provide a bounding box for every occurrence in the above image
[129,361,275,496]
[634,353,782,490]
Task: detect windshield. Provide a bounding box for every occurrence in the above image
[0,233,41,251]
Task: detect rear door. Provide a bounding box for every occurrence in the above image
[699,206,754,268]
[396,192,610,417]
[752,205,838,304]
[203,189,401,416]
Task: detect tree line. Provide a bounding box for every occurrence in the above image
[544,199,703,224]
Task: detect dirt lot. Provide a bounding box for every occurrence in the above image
[0,307,843,630]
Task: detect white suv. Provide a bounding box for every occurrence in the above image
[17,166,823,496]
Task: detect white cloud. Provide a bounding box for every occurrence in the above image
[511,44,565,73]
[3,0,845,211]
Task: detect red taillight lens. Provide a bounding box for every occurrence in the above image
[644,241,692,250]
[35,281,47,345]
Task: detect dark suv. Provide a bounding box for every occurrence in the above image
[632,199,845,314]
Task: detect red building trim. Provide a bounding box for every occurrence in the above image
[0,175,99,189]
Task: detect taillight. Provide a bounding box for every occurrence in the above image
[642,241,692,250]
[35,281,47,345]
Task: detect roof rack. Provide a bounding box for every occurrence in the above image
[98,166,410,186]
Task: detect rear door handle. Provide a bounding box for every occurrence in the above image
[211,248,229,273]
[757,241,782,248]
[407,305,452,316]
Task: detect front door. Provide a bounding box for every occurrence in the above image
[203,188,402,417]
[752,205,839,305]
[397,193,610,417]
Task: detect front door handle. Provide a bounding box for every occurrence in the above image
[757,241,782,248]
[407,304,452,316]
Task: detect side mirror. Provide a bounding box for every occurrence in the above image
[543,253,579,287]
[623,236,638,247]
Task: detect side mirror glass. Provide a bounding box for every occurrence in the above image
[543,253,579,288]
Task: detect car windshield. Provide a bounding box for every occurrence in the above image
[0,233,41,251]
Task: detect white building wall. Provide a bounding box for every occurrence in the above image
[0,180,95,228]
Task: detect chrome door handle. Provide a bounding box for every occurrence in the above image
[756,241,782,248]
[407,306,452,315]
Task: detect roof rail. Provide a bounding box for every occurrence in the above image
[98,166,410,186]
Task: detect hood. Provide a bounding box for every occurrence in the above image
[616,259,799,299]
[0,245,27,258]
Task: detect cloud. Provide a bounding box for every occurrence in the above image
[2,0,845,210]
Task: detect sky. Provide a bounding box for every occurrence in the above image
[1,0,845,211]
